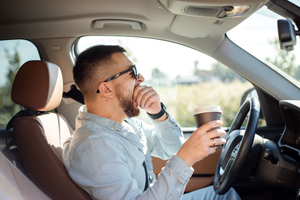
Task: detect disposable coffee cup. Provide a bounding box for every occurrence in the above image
[194,105,223,148]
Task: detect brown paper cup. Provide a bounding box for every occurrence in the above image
[194,105,223,147]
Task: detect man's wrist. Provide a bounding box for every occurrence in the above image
[154,112,168,122]
[176,152,194,167]
[147,102,166,120]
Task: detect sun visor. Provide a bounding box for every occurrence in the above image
[170,16,224,38]
[159,0,266,17]
[162,0,267,38]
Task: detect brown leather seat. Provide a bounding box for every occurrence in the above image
[10,61,92,200]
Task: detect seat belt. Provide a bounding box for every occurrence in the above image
[142,161,149,191]
[2,138,17,166]
[63,84,85,104]
[124,119,149,191]
[6,109,40,132]
[3,109,40,166]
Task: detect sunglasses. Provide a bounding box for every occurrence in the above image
[96,65,139,93]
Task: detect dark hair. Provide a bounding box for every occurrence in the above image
[73,45,126,98]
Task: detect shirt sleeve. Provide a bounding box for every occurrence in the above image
[135,112,185,160]
[66,136,193,200]
[141,155,194,200]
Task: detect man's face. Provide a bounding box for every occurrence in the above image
[115,83,140,118]
[109,52,143,118]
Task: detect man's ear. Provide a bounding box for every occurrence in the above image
[98,82,114,98]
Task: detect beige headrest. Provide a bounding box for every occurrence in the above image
[12,61,63,111]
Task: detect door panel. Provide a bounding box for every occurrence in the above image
[152,148,221,192]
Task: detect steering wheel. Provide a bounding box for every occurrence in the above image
[214,97,260,194]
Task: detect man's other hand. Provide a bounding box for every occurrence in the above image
[176,120,226,167]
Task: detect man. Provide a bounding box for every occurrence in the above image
[63,45,240,200]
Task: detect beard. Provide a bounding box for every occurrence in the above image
[115,84,140,118]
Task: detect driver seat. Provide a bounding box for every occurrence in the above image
[9,60,91,200]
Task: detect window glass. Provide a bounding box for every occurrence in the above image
[227,6,300,86]
[0,40,40,127]
[77,36,255,128]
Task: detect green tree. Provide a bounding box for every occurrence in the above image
[5,48,20,88]
[193,60,212,77]
[211,62,245,83]
[0,47,22,126]
[193,60,199,75]
[266,38,300,79]
[151,68,167,79]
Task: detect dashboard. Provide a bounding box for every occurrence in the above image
[278,100,300,158]
[251,100,300,191]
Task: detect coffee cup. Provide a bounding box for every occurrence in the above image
[194,105,223,147]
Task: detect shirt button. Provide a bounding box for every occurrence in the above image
[176,187,180,192]
[110,127,114,130]
[123,132,127,136]
[185,171,189,176]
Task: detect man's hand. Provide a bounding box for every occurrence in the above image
[176,120,226,167]
[133,85,161,114]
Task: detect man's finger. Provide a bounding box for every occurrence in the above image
[196,120,222,133]
[206,128,226,139]
[139,90,157,108]
[134,86,153,106]
[143,93,159,108]
[210,137,226,147]
[133,85,146,101]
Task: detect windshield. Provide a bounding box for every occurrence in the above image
[227,5,300,86]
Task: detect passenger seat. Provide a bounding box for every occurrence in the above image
[8,61,91,200]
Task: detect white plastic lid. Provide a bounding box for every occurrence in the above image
[194,105,222,116]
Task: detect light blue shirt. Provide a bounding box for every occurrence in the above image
[63,106,194,200]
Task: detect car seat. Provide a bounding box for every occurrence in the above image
[8,60,91,200]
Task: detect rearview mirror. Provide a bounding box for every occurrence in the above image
[277,19,298,51]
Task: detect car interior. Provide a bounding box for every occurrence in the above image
[1,0,300,199]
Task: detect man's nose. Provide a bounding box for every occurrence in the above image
[136,73,144,84]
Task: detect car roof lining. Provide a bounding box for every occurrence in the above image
[0,0,266,50]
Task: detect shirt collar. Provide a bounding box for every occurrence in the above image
[77,105,124,132]
[77,105,144,152]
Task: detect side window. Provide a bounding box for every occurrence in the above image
[77,36,257,128]
[0,40,40,127]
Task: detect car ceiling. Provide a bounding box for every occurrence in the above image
[1,0,267,42]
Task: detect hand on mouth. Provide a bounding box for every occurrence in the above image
[133,85,161,114]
